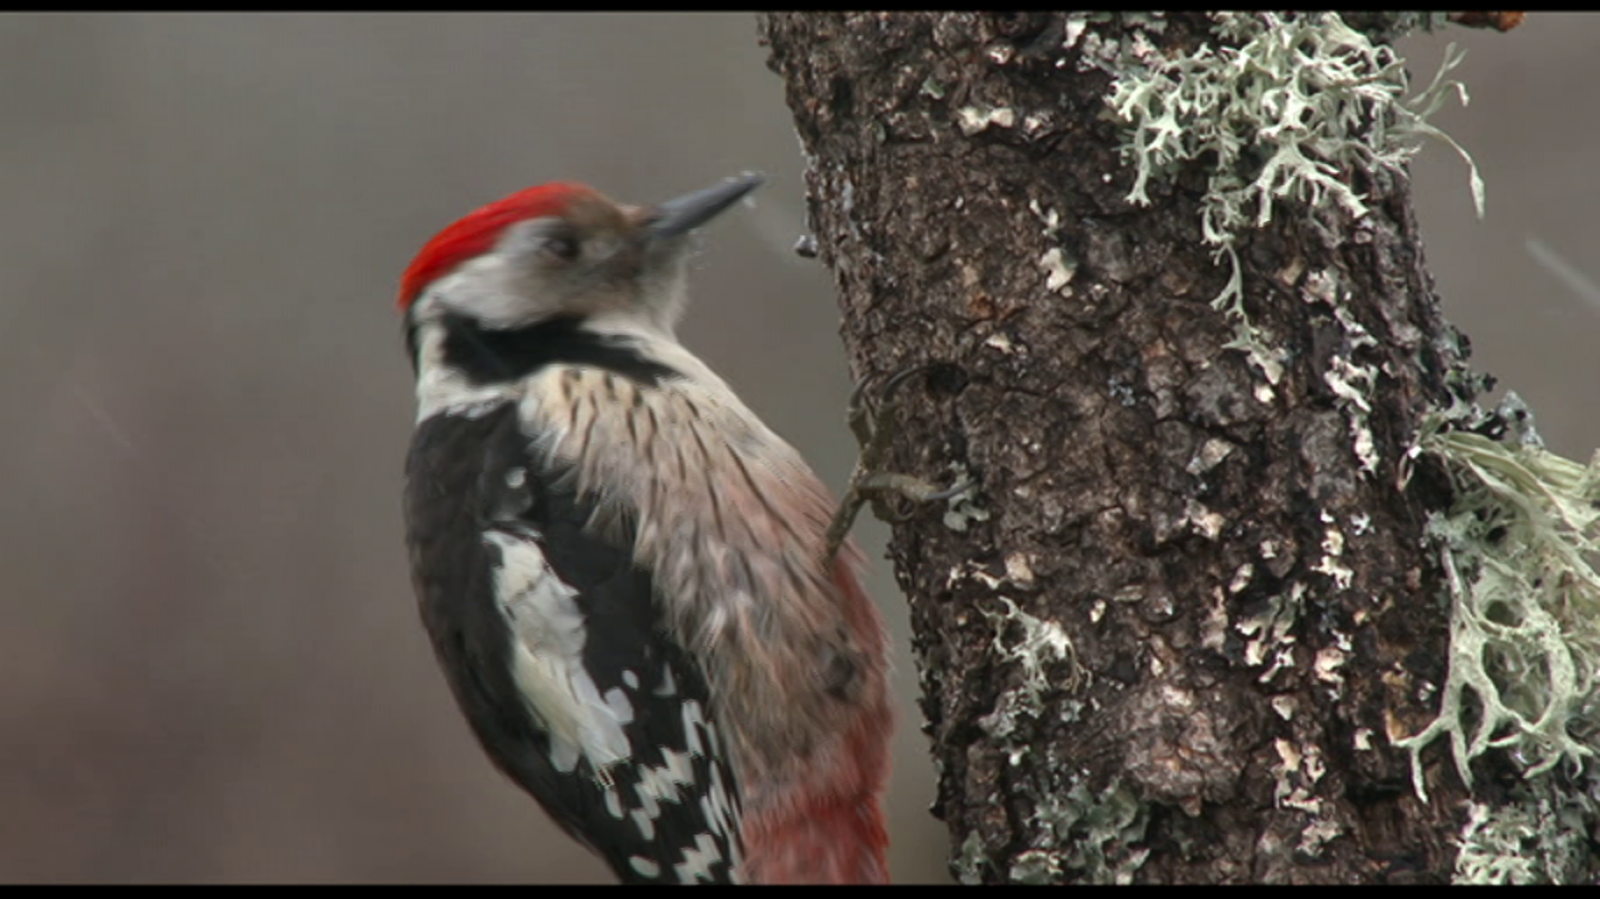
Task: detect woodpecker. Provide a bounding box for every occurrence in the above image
[397,174,893,884]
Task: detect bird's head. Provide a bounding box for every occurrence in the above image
[398,173,765,338]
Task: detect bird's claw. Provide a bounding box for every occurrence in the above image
[857,472,974,522]
[822,364,972,563]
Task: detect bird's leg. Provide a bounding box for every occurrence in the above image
[822,365,973,563]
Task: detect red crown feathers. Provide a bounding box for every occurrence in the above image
[397,182,593,310]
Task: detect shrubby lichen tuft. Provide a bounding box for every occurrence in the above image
[1108,11,1481,243]
[1102,11,1482,367]
[1396,397,1600,803]
[1453,780,1594,884]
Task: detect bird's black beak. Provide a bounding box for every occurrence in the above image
[642,172,766,244]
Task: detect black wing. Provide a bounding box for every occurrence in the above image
[404,402,741,883]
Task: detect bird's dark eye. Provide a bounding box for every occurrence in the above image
[540,234,580,263]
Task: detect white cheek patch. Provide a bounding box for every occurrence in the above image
[430,252,537,327]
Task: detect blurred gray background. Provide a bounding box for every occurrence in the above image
[0,12,1594,884]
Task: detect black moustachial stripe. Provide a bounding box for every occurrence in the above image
[429,313,680,386]
[404,403,739,884]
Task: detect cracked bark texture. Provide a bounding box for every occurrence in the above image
[763,12,1482,885]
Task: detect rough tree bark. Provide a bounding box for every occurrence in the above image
[760,11,1578,885]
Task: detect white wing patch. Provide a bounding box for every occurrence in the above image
[637,747,695,806]
[701,760,738,842]
[677,833,732,885]
[678,691,742,878]
[485,529,633,775]
[629,856,662,879]
[485,521,742,882]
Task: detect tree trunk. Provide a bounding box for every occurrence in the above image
[762,11,1596,884]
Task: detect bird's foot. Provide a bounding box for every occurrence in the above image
[822,365,973,563]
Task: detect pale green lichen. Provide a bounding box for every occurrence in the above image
[1103,12,1482,377]
[1317,279,1385,473]
[1008,848,1063,884]
[978,597,1083,742]
[1236,582,1301,672]
[954,776,1151,884]
[1109,12,1482,239]
[1396,399,1600,803]
[941,460,989,533]
[983,597,1082,702]
[953,831,988,885]
[1454,782,1594,884]
[1029,779,1151,884]
[969,599,1142,883]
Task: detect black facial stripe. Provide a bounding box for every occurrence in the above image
[438,313,680,386]
[403,312,422,376]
